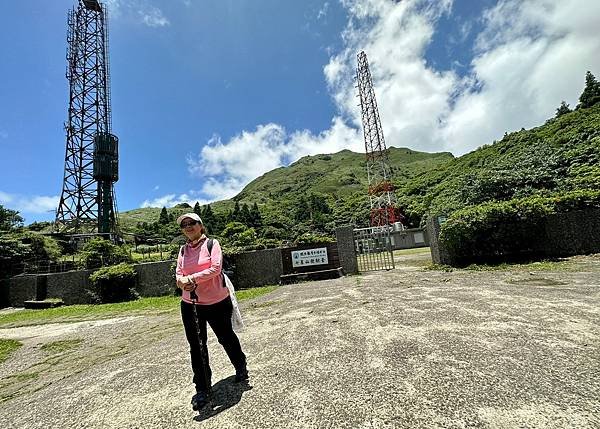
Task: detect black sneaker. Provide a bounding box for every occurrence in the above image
[235,367,249,383]
[191,391,209,411]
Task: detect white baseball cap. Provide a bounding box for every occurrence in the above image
[176,213,203,226]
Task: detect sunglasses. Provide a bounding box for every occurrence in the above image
[180,221,198,228]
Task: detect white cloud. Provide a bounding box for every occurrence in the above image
[187,0,600,201]
[101,1,170,27]
[442,0,600,153]
[186,120,363,201]
[317,2,330,20]
[139,6,170,27]
[0,191,14,204]
[0,191,59,214]
[141,194,190,208]
[324,0,600,154]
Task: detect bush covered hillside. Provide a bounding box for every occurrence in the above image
[398,103,600,224]
[119,73,600,250]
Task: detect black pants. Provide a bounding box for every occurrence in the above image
[181,296,246,392]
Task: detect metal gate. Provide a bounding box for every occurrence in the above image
[353,226,395,272]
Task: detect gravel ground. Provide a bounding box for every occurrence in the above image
[1,253,599,428]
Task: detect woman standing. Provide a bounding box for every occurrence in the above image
[175,213,248,410]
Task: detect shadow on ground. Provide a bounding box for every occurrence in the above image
[193,376,253,422]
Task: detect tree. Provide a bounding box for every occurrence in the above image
[240,203,251,225]
[201,204,217,233]
[250,202,262,228]
[0,204,24,232]
[158,206,169,224]
[555,101,571,117]
[578,71,600,109]
[294,197,311,222]
[193,202,202,216]
[231,201,241,222]
[203,204,214,221]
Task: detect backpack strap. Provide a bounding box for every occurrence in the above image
[206,238,226,288]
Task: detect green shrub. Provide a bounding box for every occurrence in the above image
[439,189,600,265]
[78,238,132,269]
[18,232,62,262]
[88,263,138,303]
[0,237,30,277]
[0,232,63,276]
[293,232,335,245]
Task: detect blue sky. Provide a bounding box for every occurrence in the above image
[1,0,599,224]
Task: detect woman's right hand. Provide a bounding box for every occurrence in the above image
[177,276,196,292]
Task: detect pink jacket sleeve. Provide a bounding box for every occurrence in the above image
[175,246,184,281]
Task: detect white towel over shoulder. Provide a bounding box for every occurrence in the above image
[224,273,244,332]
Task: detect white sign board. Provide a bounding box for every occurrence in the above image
[414,232,425,244]
[292,248,328,268]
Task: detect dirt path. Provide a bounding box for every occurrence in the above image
[1,253,599,428]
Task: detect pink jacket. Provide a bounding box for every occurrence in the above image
[176,238,229,305]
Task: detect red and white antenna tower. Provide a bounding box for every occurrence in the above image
[356,51,398,227]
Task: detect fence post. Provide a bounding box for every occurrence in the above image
[335,226,359,275]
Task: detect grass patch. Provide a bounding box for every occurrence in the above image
[236,285,278,301]
[424,258,577,272]
[0,339,23,364]
[0,296,180,328]
[393,247,430,256]
[5,372,39,382]
[463,258,576,272]
[0,285,278,328]
[40,339,83,355]
[424,263,454,272]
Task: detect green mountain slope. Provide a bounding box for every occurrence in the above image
[119,104,599,237]
[233,147,453,204]
[119,147,453,230]
[397,104,600,224]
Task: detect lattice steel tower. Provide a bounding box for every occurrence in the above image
[56,0,119,235]
[356,51,398,227]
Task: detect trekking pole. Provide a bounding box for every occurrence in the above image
[190,288,213,407]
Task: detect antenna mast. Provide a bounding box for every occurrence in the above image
[56,0,119,236]
[356,51,398,227]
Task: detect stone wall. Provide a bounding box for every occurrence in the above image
[543,209,600,256]
[5,275,38,307]
[2,238,355,307]
[427,215,452,265]
[335,226,359,275]
[135,260,175,297]
[46,270,93,305]
[428,209,600,266]
[231,248,283,289]
[3,262,175,308]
